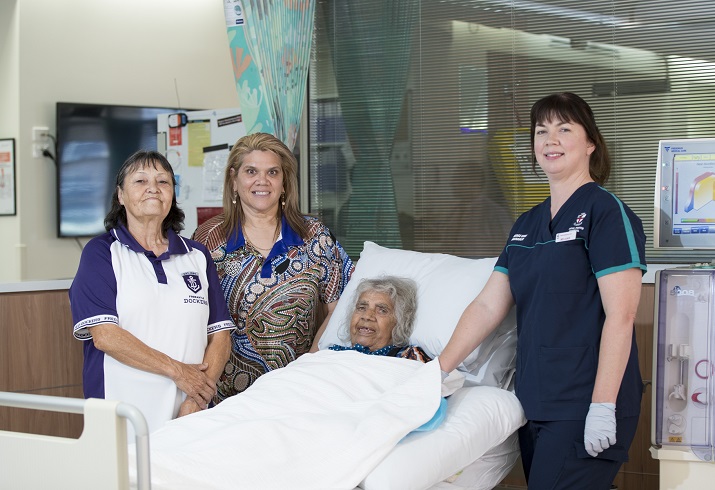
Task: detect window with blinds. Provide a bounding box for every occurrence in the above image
[308,0,715,263]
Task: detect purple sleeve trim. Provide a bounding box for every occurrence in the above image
[69,234,119,338]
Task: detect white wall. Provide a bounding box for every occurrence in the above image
[5,0,238,281]
[0,0,21,280]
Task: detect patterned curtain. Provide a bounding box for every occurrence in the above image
[224,0,315,150]
[323,0,418,253]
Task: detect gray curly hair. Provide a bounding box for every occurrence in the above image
[339,276,418,347]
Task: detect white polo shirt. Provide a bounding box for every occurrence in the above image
[70,226,234,433]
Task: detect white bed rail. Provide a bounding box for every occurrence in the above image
[0,392,151,490]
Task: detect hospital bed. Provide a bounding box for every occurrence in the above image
[0,391,151,490]
[0,242,525,490]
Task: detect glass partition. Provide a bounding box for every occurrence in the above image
[309,0,715,262]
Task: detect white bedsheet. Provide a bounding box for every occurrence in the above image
[359,383,525,490]
[130,350,442,490]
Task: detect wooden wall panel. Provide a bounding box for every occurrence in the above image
[614,283,659,489]
[0,385,84,438]
[0,288,84,438]
[1,290,83,391]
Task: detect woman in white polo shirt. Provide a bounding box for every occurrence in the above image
[69,150,235,433]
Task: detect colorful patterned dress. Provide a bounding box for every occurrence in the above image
[193,214,354,402]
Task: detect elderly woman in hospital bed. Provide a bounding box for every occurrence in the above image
[327,276,432,363]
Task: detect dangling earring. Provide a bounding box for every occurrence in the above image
[232,191,238,205]
[281,193,286,208]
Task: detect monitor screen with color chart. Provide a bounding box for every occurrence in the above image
[655,138,715,249]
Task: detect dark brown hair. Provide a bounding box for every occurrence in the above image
[530,92,610,185]
[104,150,184,235]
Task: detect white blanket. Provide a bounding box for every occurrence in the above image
[131,350,442,490]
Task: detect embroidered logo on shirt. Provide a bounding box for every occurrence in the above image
[511,234,528,242]
[182,272,202,293]
[573,212,587,226]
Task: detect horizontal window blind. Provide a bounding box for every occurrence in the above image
[309,0,715,263]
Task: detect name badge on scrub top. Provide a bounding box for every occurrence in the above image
[555,230,577,242]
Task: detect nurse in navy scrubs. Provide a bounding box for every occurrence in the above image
[439,92,646,489]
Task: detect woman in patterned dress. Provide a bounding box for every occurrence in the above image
[193,133,354,403]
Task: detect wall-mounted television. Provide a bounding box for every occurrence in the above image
[654,138,715,250]
[56,102,189,237]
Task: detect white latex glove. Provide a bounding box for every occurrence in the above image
[584,402,616,457]
[440,369,465,397]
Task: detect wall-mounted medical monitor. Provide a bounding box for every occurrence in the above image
[655,138,715,250]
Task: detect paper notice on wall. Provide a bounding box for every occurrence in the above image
[0,139,15,215]
[157,108,246,235]
[203,144,229,202]
[169,126,182,146]
[188,120,211,167]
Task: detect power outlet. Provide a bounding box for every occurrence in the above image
[32,126,50,142]
[32,126,50,158]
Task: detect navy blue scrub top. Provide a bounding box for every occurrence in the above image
[495,182,646,421]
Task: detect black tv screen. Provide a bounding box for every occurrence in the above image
[56,102,188,237]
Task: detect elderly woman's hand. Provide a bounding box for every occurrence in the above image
[177,397,205,417]
[171,362,216,408]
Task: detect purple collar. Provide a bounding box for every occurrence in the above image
[111,225,191,259]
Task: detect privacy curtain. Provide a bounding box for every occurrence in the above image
[224,0,315,150]
[323,0,418,253]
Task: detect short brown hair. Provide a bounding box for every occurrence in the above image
[530,92,610,185]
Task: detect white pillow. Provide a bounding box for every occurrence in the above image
[360,386,526,490]
[318,241,517,383]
